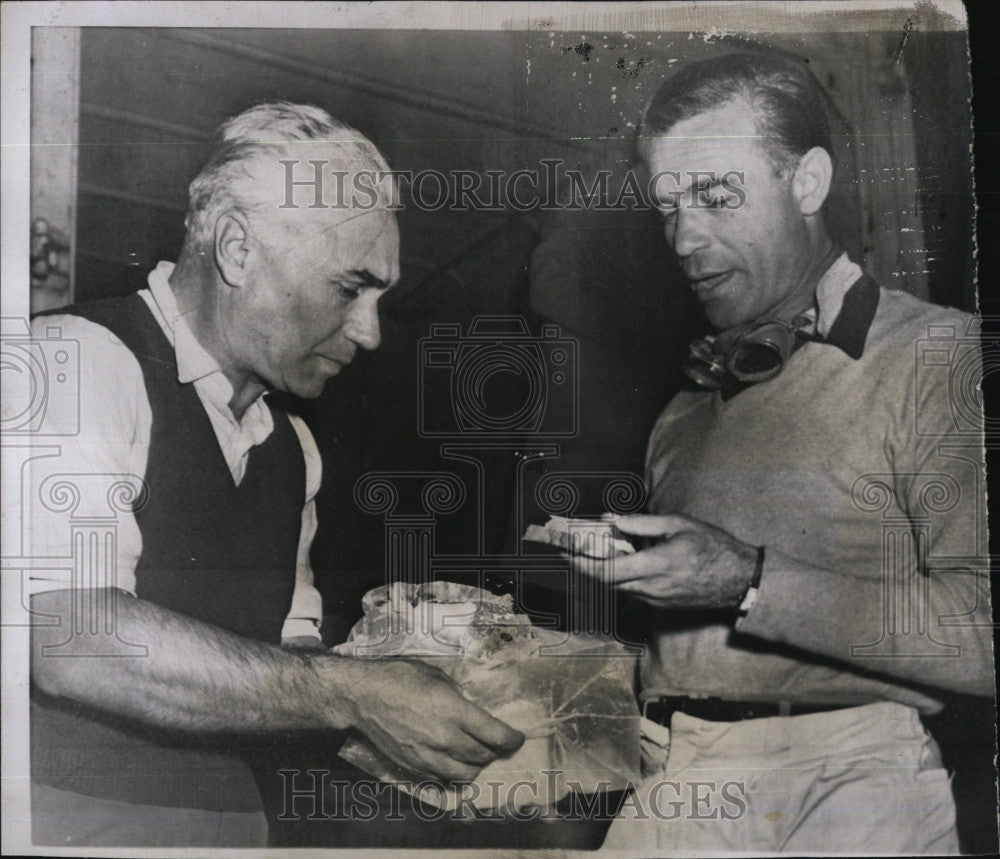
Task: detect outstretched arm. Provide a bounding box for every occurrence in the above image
[31,588,524,782]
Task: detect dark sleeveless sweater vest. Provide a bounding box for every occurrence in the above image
[31,293,305,811]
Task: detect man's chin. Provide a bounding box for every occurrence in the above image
[704,305,749,332]
[288,369,340,400]
[694,276,757,330]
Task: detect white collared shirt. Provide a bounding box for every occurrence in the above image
[25,263,323,641]
[140,262,277,485]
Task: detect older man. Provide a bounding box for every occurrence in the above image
[28,102,522,848]
[569,53,993,853]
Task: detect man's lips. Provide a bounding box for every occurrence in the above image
[317,354,352,369]
[688,271,734,296]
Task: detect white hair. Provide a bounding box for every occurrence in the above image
[184,100,392,245]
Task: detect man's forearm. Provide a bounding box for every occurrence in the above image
[30,588,366,732]
[736,548,995,697]
[31,587,527,782]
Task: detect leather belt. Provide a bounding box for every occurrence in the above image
[642,695,850,725]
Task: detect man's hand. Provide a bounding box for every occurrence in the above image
[566,514,758,609]
[336,658,525,783]
[30,590,521,782]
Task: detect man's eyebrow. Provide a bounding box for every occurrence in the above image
[651,190,682,209]
[692,175,725,191]
[652,176,723,206]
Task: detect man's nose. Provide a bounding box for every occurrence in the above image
[669,209,711,258]
[345,298,381,351]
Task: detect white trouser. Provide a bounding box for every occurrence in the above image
[599,701,958,855]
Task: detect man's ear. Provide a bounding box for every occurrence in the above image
[214,210,253,287]
[791,147,833,217]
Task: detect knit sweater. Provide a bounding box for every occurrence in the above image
[641,268,992,713]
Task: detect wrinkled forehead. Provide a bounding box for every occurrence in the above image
[279,206,399,287]
[640,100,766,174]
[250,143,401,284]
[248,140,393,213]
[331,208,400,286]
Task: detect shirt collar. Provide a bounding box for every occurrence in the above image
[143,262,274,442]
[809,252,880,360]
[145,261,232,386]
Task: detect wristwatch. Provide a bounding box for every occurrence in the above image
[738,546,765,614]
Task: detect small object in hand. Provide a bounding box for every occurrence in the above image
[523,515,636,559]
[334,581,642,811]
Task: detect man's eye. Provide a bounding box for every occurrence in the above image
[698,187,741,210]
[338,284,361,299]
[697,189,725,208]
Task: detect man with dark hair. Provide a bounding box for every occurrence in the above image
[570,53,992,853]
[643,50,835,178]
[27,101,523,848]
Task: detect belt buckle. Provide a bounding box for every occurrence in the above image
[736,701,788,719]
[642,696,683,725]
[642,698,667,722]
